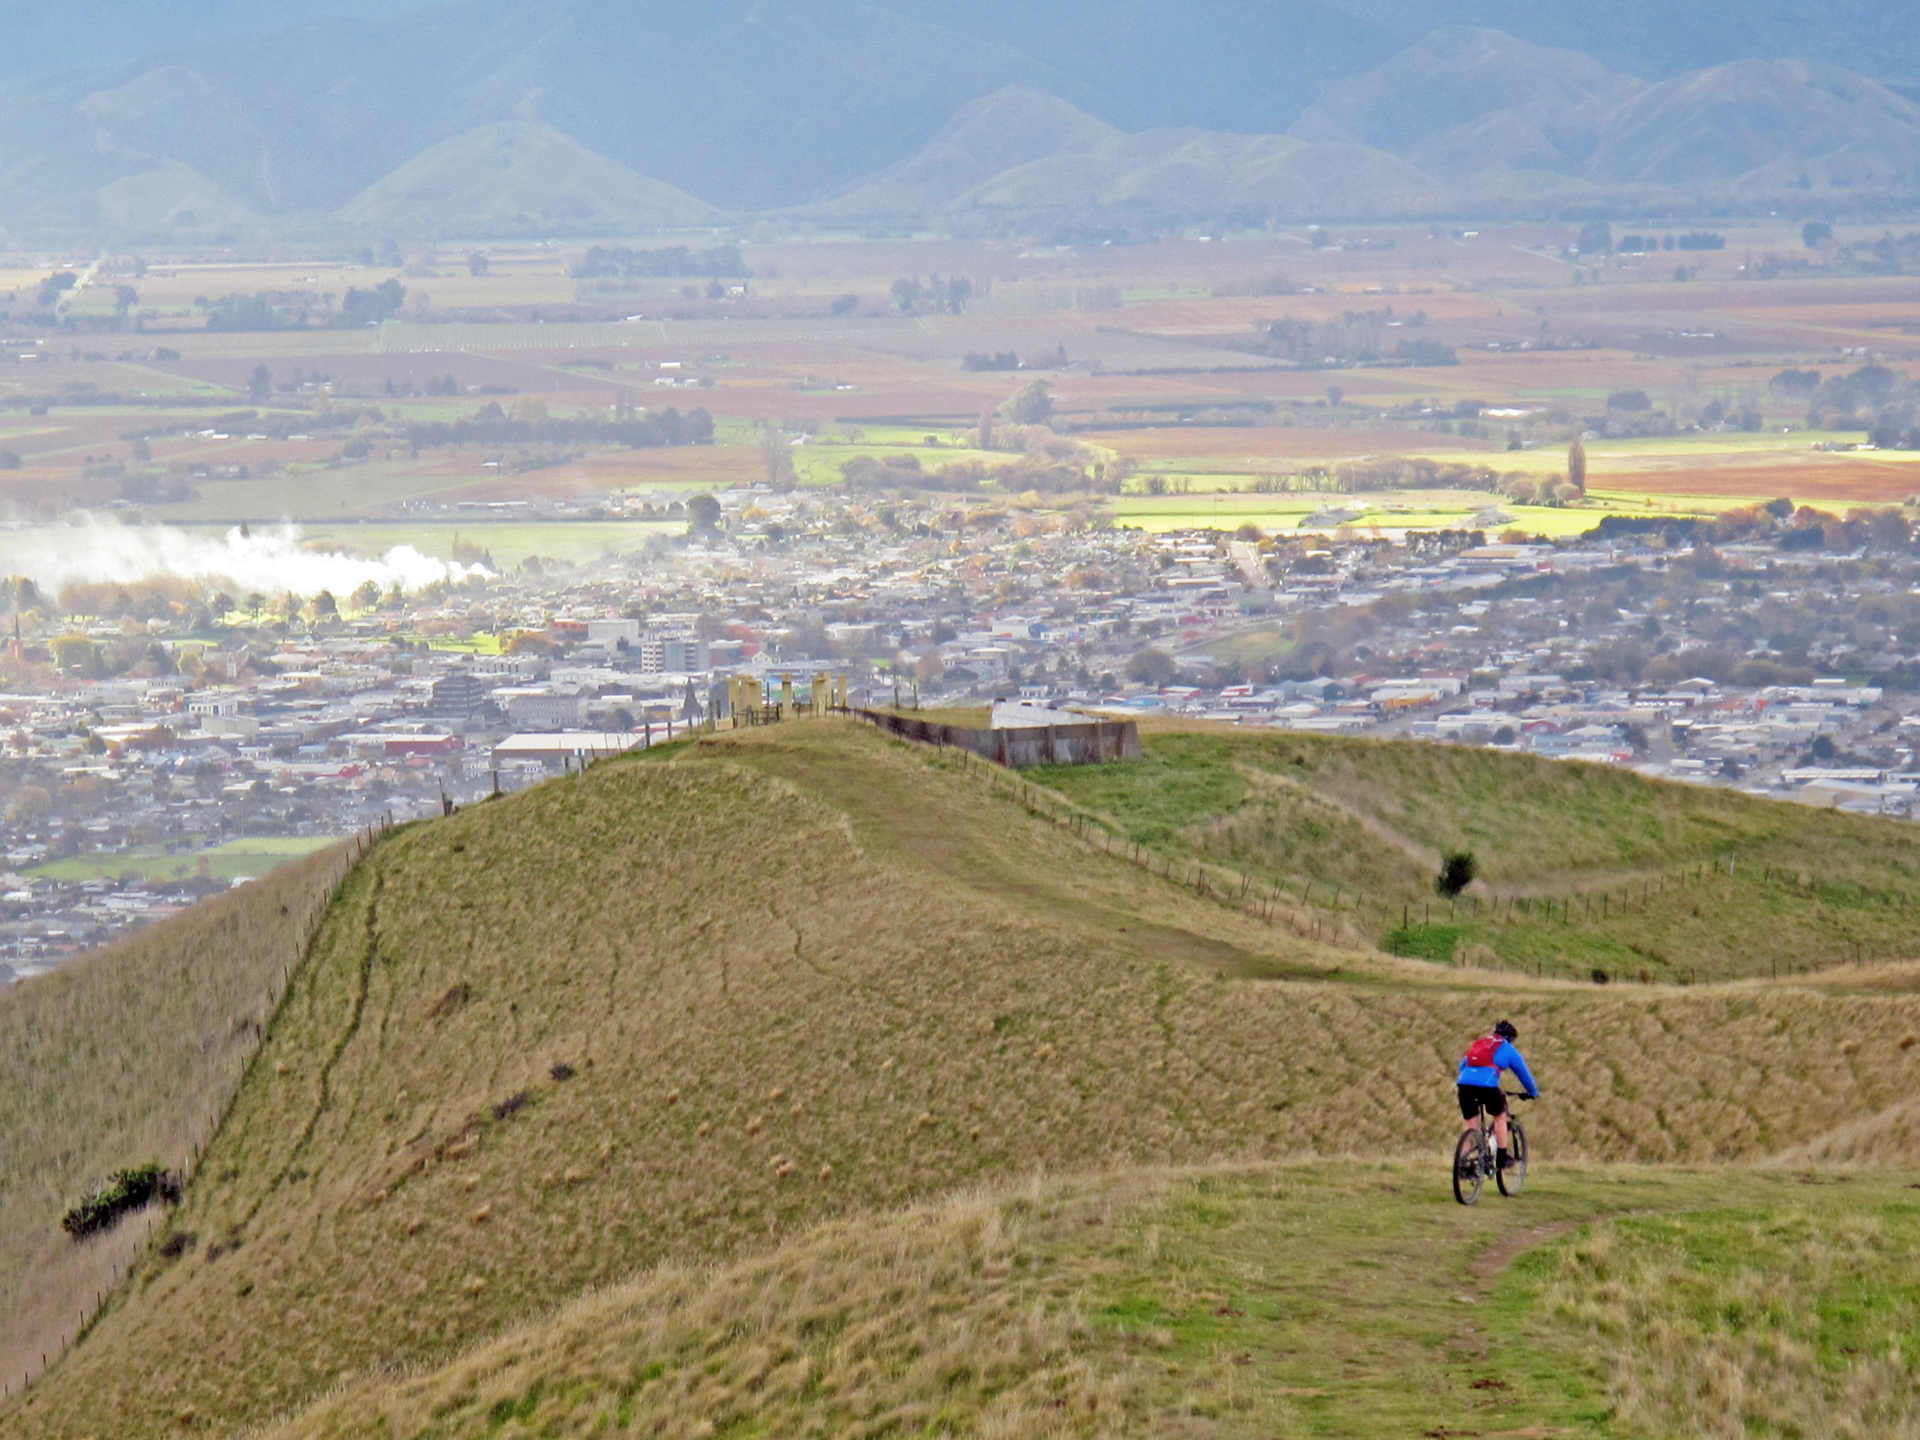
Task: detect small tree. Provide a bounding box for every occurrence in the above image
[247,364,271,404]
[687,492,722,537]
[759,426,795,489]
[1125,647,1178,688]
[1000,380,1052,426]
[1436,851,1476,898]
[1567,439,1587,494]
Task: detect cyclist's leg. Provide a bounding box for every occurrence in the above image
[1492,1112,1509,1150]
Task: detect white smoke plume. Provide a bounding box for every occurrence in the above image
[0,519,490,597]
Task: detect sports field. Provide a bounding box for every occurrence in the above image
[28,835,334,884]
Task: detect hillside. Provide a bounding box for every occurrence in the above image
[1586,58,1920,192]
[813,87,1120,217]
[1035,726,1920,981]
[956,129,1439,219]
[0,841,354,1399]
[804,29,1920,224]
[3,3,1920,232]
[338,121,718,232]
[9,720,1920,1437]
[262,1164,1920,1439]
[1287,25,1639,177]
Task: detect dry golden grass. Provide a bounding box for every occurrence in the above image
[0,842,355,1398]
[13,724,1920,1438]
[257,1176,1153,1440]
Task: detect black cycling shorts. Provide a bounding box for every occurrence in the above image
[1457,1083,1506,1120]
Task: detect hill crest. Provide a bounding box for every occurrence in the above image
[11,721,1920,1438]
[338,120,719,231]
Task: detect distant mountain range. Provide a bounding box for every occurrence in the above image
[3,0,1920,239]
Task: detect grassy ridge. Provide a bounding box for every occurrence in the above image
[12,724,1920,1438]
[1033,729,1920,980]
[263,1164,1920,1440]
[0,841,354,1397]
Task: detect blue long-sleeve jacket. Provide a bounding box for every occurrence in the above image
[1456,1039,1538,1097]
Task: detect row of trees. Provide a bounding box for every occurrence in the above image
[402,405,712,450]
[1250,310,1453,367]
[571,245,750,279]
[203,279,407,332]
[889,275,975,315]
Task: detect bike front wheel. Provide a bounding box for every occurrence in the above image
[1497,1118,1528,1196]
[1452,1128,1486,1205]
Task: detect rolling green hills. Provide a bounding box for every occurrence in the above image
[8,719,1920,1438]
[338,121,720,232]
[1032,725,1920,982]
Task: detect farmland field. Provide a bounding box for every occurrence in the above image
[0,217,1915,551]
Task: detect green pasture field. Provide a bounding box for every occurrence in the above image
[281,520,679,569]
[788,438,1005,486]
[1109,490,1705,537]
[1032,728,1920,983]
[158,461,507,523]
[28,835,333,883]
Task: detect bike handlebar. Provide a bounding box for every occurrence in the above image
[1504,1090,1536,1101]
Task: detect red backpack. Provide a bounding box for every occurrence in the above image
[1463,1035,1502,1069]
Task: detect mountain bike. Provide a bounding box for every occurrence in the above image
[1452,1091,1531,1205]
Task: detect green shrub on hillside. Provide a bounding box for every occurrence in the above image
[61,1163,180,1238]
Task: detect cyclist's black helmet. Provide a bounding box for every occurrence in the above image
[1494,1019,1518,1041]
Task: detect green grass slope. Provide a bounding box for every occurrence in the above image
[11,721,1920,1438]
[1033,727,1920,981]
[271,1163,1920,1440]
[338,121,718,230]
[0,841,353,1398]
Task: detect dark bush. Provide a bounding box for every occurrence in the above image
[62,1162,181,1239]
[1435,851,1477,898]
[491,1089,532,1121]
[550,1062,576,1081]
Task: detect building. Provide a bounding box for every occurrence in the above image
[490,732,647,767]
[640,633,707,673]
[186,691,244,718]
[586,618,642,648]
[498,690,585,729]
[430,672,494,720]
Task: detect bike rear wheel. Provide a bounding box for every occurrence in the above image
[1452,1128,1486,1205]
[1497,1118,1528,1196]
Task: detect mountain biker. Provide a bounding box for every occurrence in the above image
[1457,1020,1538,1170]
